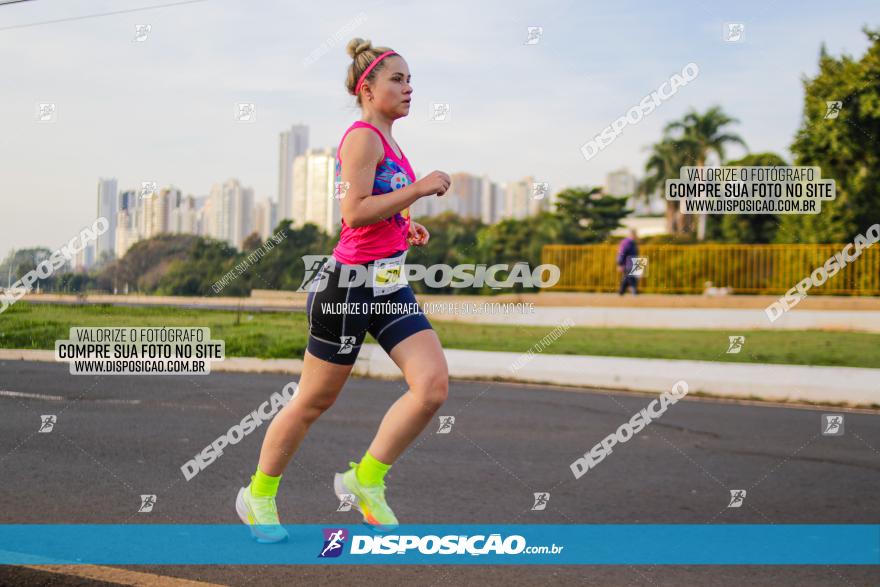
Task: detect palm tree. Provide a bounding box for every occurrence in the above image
[640,138,698,235]
[663,106,747,240]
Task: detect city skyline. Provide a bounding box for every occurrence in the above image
[1,0,874,255]
[65,142,579,270]
[10,116,575,265]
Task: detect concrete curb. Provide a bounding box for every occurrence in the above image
[352,345,878,406]
[2,347,876,407]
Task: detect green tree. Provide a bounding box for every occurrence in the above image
[473,212,562,294]
[410,212,482,265]
[159,237,240,296]
[100,234,200,293]
[256,221,333,291]
[56,272,91,294]
[777,27,880,243]
[241,231,263,253]
[129,222,334,295]
[705,152,789,243]
[406,212,483,294]
[3,248,52,288]
[553,186,630,243]
[477,212,560,266]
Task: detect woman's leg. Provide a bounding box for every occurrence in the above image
[366,329,449,464]
[257,349,354,476]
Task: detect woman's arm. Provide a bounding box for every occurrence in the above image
[339,129,425,228]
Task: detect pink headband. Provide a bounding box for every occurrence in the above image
[355,50,397,95]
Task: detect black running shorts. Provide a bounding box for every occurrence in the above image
[305,250,433,365]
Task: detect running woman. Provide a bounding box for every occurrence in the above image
[236,38,452,542]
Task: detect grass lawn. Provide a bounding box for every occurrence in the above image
[1,302,878,368]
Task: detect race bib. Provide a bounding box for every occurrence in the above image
[371,252,408,297]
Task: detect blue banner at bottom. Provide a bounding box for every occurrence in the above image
[0,525,877,565]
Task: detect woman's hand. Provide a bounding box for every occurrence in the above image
[415,170,451,198]
[407,221,430,246]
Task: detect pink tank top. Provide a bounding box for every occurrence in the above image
[332,121,415,264]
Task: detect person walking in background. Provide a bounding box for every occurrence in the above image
[617,229,639,296]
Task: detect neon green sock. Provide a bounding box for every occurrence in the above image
[250,466,282,497]
[355,450,391,487]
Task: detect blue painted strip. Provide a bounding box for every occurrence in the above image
[0,525,877,565]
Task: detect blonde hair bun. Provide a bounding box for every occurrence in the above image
[346,38,373,59]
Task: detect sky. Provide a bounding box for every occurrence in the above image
[0,0,874,256]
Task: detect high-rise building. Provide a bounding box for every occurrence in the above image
[204,178,255,250]
[118,190,136,215]
[168,192,198,235]
[278,124,309,224]
[115,190,141,257]
[605,168,636,213]
[254,197,278,240]
[605,168,656,215]
[235,189,255,247]
[269,199,277,233]
[291,155,308,227]
[411,173,507,224]
[449,173,483,220]
[503,176,536,220]
[480,176,506,225]
[410,170,444,219]
[421,182,457,218]
[529,179,553,217]
[140,187,173,238]
[415,171,479,219]
[192,196,207,236]
[114,187,203,256]
[96,177,118,261]
[291,148,339,236]
[75,241,96,271]
[605,168,637,198]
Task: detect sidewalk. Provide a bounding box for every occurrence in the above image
[3,346,876,408]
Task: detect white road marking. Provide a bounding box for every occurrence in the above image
[0,390,142,405]
[0,390,64,400]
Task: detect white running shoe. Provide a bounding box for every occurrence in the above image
[334,461,399,533]
[235,484,289,543]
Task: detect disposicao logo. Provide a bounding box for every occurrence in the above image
[318,528,348,558]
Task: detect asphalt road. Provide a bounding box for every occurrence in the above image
[0,359,877,586]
